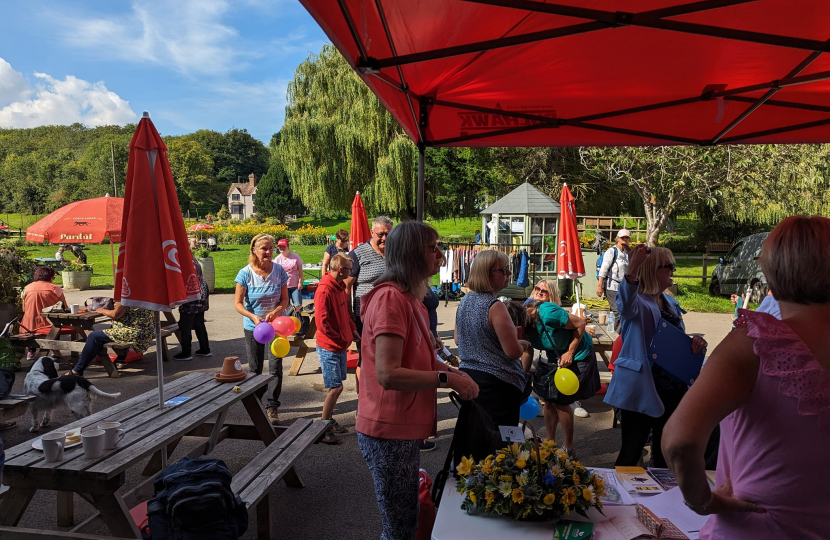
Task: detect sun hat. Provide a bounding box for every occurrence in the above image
[616,229,631,238]
[214,356,248,383]
[277,238,289,247]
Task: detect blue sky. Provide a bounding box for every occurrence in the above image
[0,0,329,143]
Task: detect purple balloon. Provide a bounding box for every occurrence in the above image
[253,322,275,344]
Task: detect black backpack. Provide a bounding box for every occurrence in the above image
[145,457,248,540]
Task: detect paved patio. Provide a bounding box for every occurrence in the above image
[1,289,731,538]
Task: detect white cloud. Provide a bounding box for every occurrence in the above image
[0,58,30,106]
[59,0,248,77]
[0,58,137,128]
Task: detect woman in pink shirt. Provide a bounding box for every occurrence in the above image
[663,215,830,540]
[357,221,479,540]
[275,238,304,312]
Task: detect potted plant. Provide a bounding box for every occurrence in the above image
[193,248,215,293]
[61,262,94,290]
[0,246,36,332]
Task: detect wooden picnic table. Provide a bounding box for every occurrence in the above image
[0,395,35,422]
[287,313,318,377]
[0,372,283,538]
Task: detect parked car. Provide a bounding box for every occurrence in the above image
[709,232,769,302]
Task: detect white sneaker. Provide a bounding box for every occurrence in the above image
[571,401,589,418]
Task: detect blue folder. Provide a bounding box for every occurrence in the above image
[648,319,705,385]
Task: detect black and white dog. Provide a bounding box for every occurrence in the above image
[24,357,121,432]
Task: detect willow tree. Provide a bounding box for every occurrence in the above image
[279,44,417,216]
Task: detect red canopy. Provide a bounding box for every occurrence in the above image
[557,184,585,279]
[26,197,123,243]
[350,192,371,250]
[115,113,199,312]
[301,0,830,147]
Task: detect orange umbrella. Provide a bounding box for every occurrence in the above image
[116,112,199,409]
[350,192,371,250]
[188,223,214,232]
[558,184,586,312]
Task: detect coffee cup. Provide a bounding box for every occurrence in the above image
[598,312,608,325]
[42,431,66,462]
[97,422,125,449]
[82,429,106,459]
[70,304,80,314]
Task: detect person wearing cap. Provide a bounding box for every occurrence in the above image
[275,238,304,314]
[596,229,631,333]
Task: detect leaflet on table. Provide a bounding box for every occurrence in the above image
[637,487,709,540]
[589,468,637,506]
[615,466,664,494]
[552,520,594,539]
[646,468,678,491]
[164,396,191,406]
[593,516,655,540]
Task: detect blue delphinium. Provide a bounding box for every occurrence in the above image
[465,476,477,488]
[543,472,557,487]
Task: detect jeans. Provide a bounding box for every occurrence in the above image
[178,311,209,356]
[317,347,347,388]
[606,288,622,334]
[74,330,113,375]
[243,328,283,409]
[287,287,303,311]
[358,433,420,540]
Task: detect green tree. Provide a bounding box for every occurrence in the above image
[184,128,269,184]
[279,44,418,217]
[216,205,230,220]
[166,138,216,209]
[255,161,305,222]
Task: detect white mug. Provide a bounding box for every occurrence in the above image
[98,422,125,450]
[82,429,106,459]
[70,304,80,314]
[42,431,66,463]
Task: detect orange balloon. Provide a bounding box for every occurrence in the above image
[289,316,301,334]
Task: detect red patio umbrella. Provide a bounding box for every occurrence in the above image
[350,192,371,250]
[557,184,585,311]
[26,196,124,276]
[188,223,215,232]
[116,111,199,409]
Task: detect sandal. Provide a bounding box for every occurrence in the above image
[320,429,341,445]
[329,419,348,434]
[64,370,80,377]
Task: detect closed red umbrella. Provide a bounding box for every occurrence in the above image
[557,184,586,312]
[350,192,371,250]
[116,111,199,409]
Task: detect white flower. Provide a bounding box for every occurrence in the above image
[498,482,512,498]
[518,450,530,461]
[517,470,529,486]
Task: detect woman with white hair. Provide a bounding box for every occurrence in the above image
[663,216,830,539]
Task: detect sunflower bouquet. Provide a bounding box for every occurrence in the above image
[455,439,606,521]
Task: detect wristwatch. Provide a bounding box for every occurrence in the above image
[438,371,449,388]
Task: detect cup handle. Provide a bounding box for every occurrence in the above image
[116,429,125,443]
[57,441,64,450]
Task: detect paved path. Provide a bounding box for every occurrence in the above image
[1,290,731,538]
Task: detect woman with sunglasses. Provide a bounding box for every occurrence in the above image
[604,245,707,467]
[524,279,600,453]
[455,250,532,427]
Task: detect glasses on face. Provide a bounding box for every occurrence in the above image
[340,266,353,272]
[533,286,549,296]
[658,263,676,272]
[427,242,444,253]
[492,266,511,275]
[373,230,389,238]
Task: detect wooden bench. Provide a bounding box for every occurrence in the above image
[7,328,177,378]
[231,418,328,539]
[0,396,35,423]
[0,526,133,539]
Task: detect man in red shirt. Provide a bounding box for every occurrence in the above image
[314,253,360,444]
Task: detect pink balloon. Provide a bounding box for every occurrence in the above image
[271,316,295,337]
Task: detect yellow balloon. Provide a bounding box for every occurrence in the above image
[289,316,301,334]
[555,368,579,396]
[270,336,290,357]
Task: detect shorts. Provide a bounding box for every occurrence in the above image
[318,346,348,388]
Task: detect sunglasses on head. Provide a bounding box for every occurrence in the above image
[658,263,676,272]
[533,286,549,295]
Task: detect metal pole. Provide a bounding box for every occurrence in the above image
[156,312,164,410]
[110,141,118,197]
[110,240,116,284]
[417,144,425,222]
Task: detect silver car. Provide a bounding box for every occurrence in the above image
[709,232,769,303]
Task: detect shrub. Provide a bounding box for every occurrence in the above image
[289,224,329,245]
[64,262,94,272]
[193,247,211,259]
[212,223,289,245]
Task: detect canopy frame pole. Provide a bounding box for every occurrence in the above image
[335,0,370,64]
[417,144,425,222]
[109,239,116,283]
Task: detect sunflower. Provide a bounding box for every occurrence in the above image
[543,493,556,506]
[512,488,525,504]
[516,459,527,469]
[456,456,475,476]
[562,487,577,506]
[583,486,597,503]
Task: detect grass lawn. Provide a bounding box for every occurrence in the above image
[13,240,745,313]
[1,212,46,232]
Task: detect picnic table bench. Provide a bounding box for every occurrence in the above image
[0,395,35,423]
[0,372,325,538]
[288,313,318,377]
[590,323,618,385]
[0,526,133,539]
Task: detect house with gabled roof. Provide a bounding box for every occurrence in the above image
[227,173,258,219]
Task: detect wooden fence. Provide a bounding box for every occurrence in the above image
[673,243,734,286]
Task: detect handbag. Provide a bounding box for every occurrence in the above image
[85,297,114,310]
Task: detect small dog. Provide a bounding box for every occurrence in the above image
[24,357,121,432]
